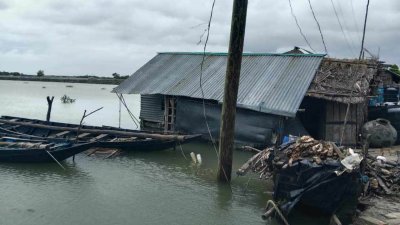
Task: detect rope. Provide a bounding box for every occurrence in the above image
[177,140,188,160]
[116,93,140,128]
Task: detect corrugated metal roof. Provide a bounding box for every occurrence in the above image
[113,52,324,117]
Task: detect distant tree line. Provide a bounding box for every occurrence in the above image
[0,71,26,76]
[112,73,129,79]
[0,70,130,79]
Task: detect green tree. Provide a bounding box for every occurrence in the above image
[112,72,120,79]
[37,70,45,77]
[390,64,400,74]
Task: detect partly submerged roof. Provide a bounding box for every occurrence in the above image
[113,52,325,117]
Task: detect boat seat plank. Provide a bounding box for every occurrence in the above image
[50,131,71,138]
[90,134,108,142]
[11,125,21,129]
[77,133,91,138]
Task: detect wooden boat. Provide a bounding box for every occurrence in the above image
[0,136,91,163]
[0,116,200,151]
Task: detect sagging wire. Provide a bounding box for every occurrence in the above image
[307,0,329,55]
[287,0,315,53]
[199,0,232,187]
[115,93,140,129]
[334,0,359,54]
[330,0,356,57]
[350,0,362,43]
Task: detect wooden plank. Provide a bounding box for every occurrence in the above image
[90,134,109,142]
[77,133,91,138]
[50,131,70,138]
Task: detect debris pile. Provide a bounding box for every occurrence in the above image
[363,155,400,196]
[237,136,347,179]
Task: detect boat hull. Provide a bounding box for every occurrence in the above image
[0,143,92,163]
[0,116,200,151]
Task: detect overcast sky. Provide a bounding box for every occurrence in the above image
[0,0,398,76]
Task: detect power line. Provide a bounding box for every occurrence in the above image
[307,0,328,55]
[329,0,356,56]
[335,0,359,55]
[199,0,232,186]
[350,0,362,43]
[287,0,315,52]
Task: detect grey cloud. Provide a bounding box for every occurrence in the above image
[0,1,8,10]
[0,0,398,76]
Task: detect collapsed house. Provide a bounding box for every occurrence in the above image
[113,52,379,147]
[302,58,378,146]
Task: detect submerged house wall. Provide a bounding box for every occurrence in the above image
[140,94,165,131]
[175,97,282,147]
[140,94,282,147]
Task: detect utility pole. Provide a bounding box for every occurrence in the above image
[359,0,370,60]
[217,0,248,182]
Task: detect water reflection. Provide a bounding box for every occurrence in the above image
[116,141,271,210]
[215,183,233,210]
[0,160,92,185]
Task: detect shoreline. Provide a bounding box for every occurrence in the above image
[0,75,125,85]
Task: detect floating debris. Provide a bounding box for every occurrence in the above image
[60,94,76,104]
[66,85,73,88]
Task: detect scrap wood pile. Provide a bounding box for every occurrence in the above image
[238,136,400,196]
[362,155,400,196]
[237,136,348,179]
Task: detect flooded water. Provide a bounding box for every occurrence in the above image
[0,80,330,225]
